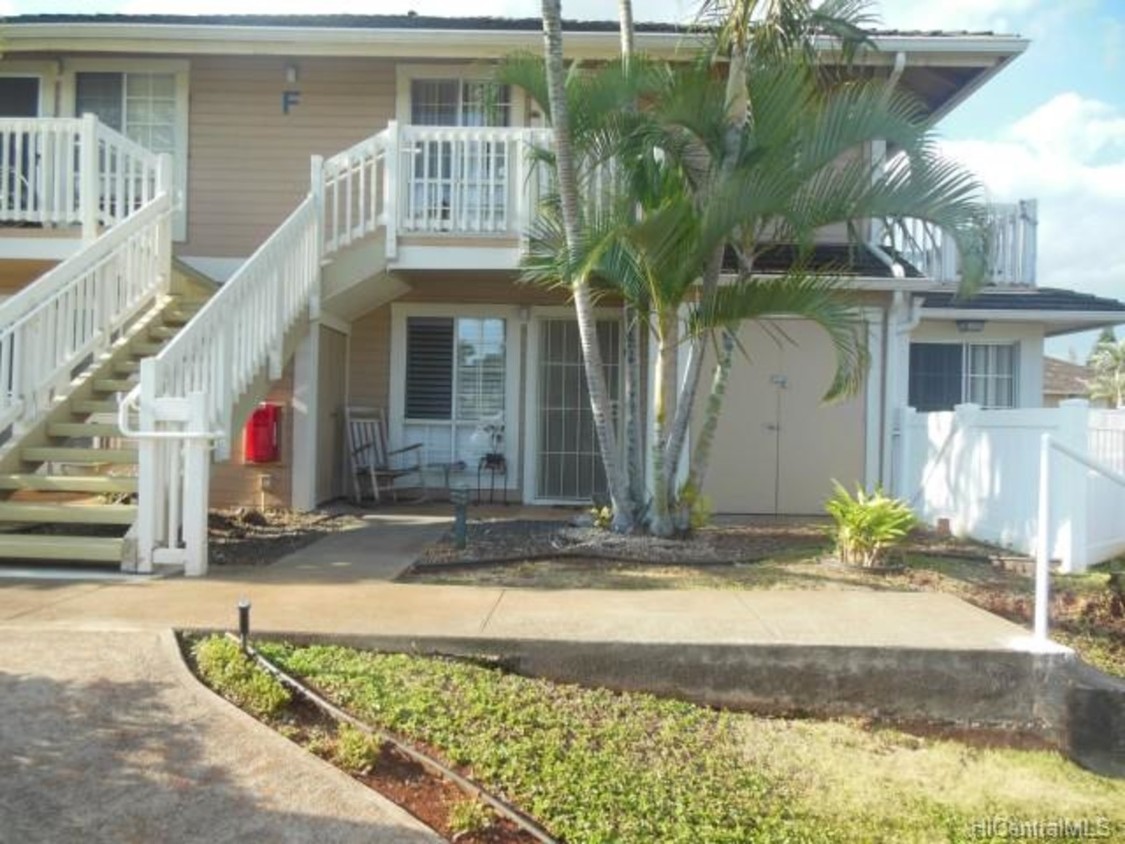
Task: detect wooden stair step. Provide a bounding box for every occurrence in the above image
[0,501,137,525]
[132,342,162,356]
[72,399,119,414]
[47,422,126,439]
[149,325,178,340]
[93,378,136,393]
[22,447,138,465]
[115,360,140,374]
[0,474,137,494]
[0,534,123,563]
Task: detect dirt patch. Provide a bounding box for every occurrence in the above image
[208,508,366,566]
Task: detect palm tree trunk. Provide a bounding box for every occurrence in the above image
[688,328,735,493]
[617,0,645,519]
[649,308,677,536]
[542,0,633,532]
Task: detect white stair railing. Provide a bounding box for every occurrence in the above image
[0,154,172,439]
[0,114,164,239]
[322,129,389,255]
[125,160,325,576]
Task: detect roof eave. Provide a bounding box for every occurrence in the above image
[922,307,1125,337]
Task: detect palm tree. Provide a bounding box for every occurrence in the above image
[540,0,634,532]
[1089,337,1125,408]
[521,1,990,535]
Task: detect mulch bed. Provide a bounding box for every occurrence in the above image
[208,507,366,566]
[409,517,1006,571]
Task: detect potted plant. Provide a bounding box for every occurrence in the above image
[824,481,916,570]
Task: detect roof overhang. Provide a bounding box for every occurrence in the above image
[921,307,1125,337]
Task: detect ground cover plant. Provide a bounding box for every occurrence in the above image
[252,641,1125,844]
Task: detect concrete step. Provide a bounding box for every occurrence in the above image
[0,474,137,494]
[131,342,162,356]
[93,378,136,394]
[47,422,126,439]
[22,447,137,465]
[114,359,140,374]
[0,534,123,563]
[149,325,178,340]
[0,501,137,525]
[72,399,120,415]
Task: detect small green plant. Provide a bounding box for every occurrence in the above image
[447,797,493,838]
[589,504,613,530]
[824,481,916,568]
[191,635,290,719]
[674,481,713,533]
[334,723,382,773]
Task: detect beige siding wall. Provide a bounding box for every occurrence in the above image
[210,362,295,509]
[181,55,396,259]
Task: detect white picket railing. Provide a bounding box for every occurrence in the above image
[0,114,163,239]
[0,155,172,438]
[878,200,1038,287]
[322,131,389,254]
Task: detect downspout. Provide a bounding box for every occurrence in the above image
[868,52,907,261]
[881,290,924,489]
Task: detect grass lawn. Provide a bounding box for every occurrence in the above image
[246,640,1123,844]
[404,525,1125,678]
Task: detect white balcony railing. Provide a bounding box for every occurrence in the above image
[877,200,1038,287]
[0,115,163,239]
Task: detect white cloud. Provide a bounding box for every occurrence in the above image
[876,0,1041,32]
[939,93,1125,352]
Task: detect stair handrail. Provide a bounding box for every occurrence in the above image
[0,154,174,438]
[322,128,388,254]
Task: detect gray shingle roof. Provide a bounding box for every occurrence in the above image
[922,288,1125,313]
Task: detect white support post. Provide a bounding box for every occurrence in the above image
[155,153,174,293]
[309,153,325,256]
[514,131,528,251]
[1022,198,1038,286]
[290,325,319,511]
[79,113,99,243]
[182,391,211,577]
[1035,432,1051,643]
[895,406,915,501]
[383,120,399,260]
[136,359,159,574]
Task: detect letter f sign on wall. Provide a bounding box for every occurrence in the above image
[282,90,301,114]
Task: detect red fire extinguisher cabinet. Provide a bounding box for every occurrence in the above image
[244,403,281,463]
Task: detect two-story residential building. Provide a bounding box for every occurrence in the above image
[0,14,1122,572]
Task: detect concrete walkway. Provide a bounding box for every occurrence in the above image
[0,512,1042,651]
[0,628,442,844]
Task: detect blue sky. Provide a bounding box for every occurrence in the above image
[4,0,1123,359]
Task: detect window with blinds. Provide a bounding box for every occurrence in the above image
[908,342,1019,411]
[403,316,507,465]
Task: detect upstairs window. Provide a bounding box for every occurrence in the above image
[909,342,1019,411]
[76,72,177,156]
[410,79,511,127]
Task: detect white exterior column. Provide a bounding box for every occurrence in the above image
[881,292,923,489]
[291,324,320,511]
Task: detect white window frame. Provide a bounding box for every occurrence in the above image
[0,61,60,116]
[389,302,522,489]
[395,64,528,127]
[59,58,190,241]
[909,340,1020,410]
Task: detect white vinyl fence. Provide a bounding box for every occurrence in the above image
[895,399,1125,573]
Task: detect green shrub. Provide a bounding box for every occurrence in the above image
[191,635,290,719]
[824,481,916,568]
[447,797,493,838]
[334,723,382,773]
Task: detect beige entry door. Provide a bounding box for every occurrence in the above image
[701,320,865,515]
[316,325,348,504]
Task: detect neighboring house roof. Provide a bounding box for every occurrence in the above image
[920,288,1125,336]
[1043,356,1093,398]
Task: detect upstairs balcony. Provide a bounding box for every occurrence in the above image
[0,115,162,261]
